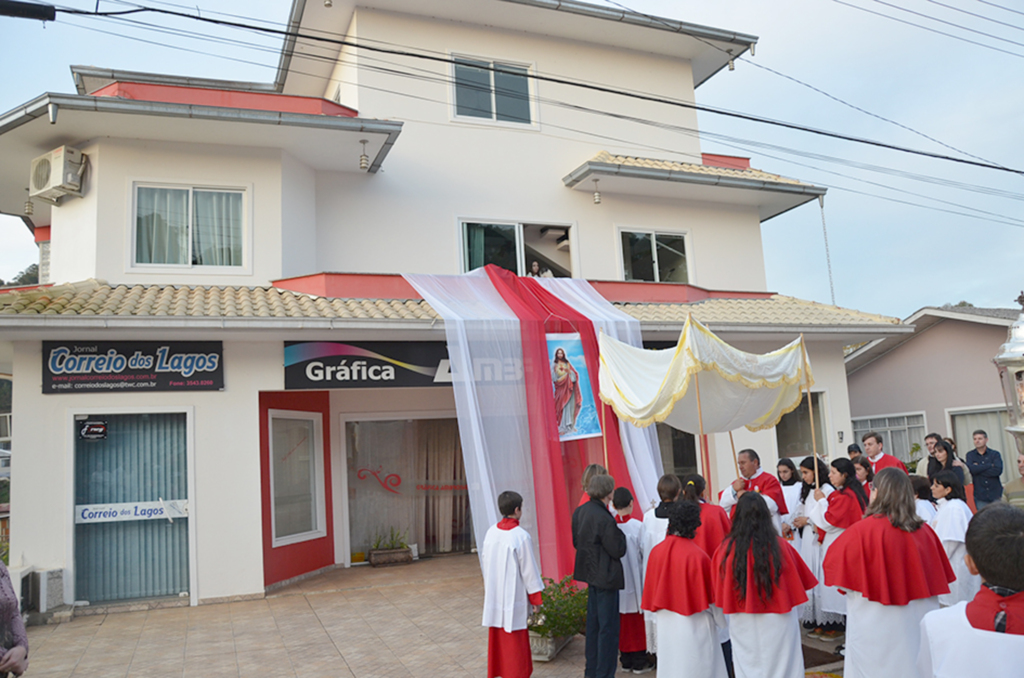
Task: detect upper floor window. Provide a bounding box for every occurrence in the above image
[134,185,245,268]
[463,221,571,277]
[453,58,532,124]
[621,230,689,283]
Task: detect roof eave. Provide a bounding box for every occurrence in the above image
[70,65,278,96]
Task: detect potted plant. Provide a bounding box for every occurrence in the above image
[367,527,413,567]
[528,576,587,661]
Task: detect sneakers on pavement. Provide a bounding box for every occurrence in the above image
[632,660,654,675]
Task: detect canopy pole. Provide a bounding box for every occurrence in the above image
[694,369,708,485]
[728,430,740,478]
[800,334,820,489]
[601,402,609,470]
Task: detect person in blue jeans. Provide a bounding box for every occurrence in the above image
[966,430,1003,511]
[572,473,626,678]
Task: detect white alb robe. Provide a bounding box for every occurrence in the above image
[779,483,802,531]
[728,609,804,678]
[720,469,783,534]
[918,601,1024,677]
[656,606,728,678]
[617,517,644,614]
[915,498,937,523]
[928,498,981,607]
[844,590,939,678]
[480,524,543,632]
[809,495,848,616]
[795,486,839,624]
[640,505,668,652]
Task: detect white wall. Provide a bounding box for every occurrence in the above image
[9,339,282,604]
[281,151,318,279]
[49,141,100,284]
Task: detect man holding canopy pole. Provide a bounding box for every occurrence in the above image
[719,449,788,535]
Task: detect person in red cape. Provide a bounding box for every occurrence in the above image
[481,491,544,678]
[551,347,582,436]
[639,473,682,659]
[681,474,731,559]
[720,449,788,535]
[919,503,1024,676]
[712,492,818,678]
[808,457,869,642]
[611,487,653,674]
[823,468,954,678]
[861,431,908,475]
[642,500,729,678]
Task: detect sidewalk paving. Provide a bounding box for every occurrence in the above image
[25,554,841,677]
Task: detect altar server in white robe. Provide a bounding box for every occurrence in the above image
[642,500,729,678]
[911,476,938,523]
[481,491,544,678]
[791,457,836,629]
[928,470,982,606]
[776,458,803,537]
[612,487,651,673]
[712,492,818,678]
[823,468,954,678]
[918,503,1024,677]
[639,473,681,654]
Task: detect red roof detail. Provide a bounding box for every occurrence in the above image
[34,226,51,243]
[701,153,751,170]
[90,82,358,118]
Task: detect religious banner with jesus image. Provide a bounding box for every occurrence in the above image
[546,333,602,442]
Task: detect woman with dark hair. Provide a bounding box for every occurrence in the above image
[929,470,981,607]
[776,459,802,539]
[851,455,874,492]
[928,440,966,486]
[823,468,955,678]
[790,457,835,632]
[642,501,729,678]
[681,474,732,558]
[808,458,868,640]
[712,493,817,678]
[911,475,937,522]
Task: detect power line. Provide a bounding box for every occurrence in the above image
[863,0,1024,47]
[977,0,1024,19]
[51,2,1024,176]
[922,0,1024,32]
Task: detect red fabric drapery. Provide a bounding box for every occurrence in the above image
[483,266,638,580]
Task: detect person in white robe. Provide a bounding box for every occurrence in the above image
[911,476,938,523]
[638,473,681,654]
[776,458,803,537]
[928,471,982,607]
[612,487,651,673]
[791,457,837,628]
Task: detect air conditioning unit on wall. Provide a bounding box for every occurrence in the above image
[30,145,85,204]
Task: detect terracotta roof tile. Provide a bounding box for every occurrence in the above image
[590,151,810,186]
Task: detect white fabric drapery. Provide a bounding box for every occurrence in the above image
[192,190,242,266]
[599,315,812,434]
[405,270,540,562]
[136,187,189,265]
[536,277,663,512]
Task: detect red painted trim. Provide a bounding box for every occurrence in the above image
[33,226,51,243]
[259,390,335,587]
[702,153,751,170]
[272,273,420,299]
[272,272,773,304]
[90,82,358,118]
[0,283,53,294]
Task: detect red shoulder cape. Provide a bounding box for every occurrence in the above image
[871,454,908,474]
[966,587,1024,635]
[823,515,954,605]
[694,502,731,558]
[825,489,865,529]
[641,535,714,616]
[748,472,788,516]
[711,537,817,614]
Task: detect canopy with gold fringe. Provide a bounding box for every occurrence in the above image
[598,315,812,434]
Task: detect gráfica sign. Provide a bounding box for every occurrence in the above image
[284,341,452,389]
[43,341,223,393]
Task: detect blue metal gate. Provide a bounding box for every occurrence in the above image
[74,412,189,603]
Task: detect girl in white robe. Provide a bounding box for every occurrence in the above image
[929,471,982,607]
[792,457,837,628]
[911,476,938,523]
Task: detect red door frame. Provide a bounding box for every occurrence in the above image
[259,391,334,587]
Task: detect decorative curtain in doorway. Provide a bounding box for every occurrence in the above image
[416,419,469,554]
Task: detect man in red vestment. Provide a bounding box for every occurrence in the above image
[719,449,788,535]
[862,431,908,475]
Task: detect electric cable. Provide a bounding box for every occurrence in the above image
[921,0,1024,32]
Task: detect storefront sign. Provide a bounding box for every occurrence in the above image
[75,499,189,524]
[43,341,224,393]
[284,341,451,389]
[78,420,107,440]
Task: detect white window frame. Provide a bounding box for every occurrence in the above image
[268,409,327,548]
[459,219,575,276]
[128,180,253,275]
[851,410,927,463]
[448,52,540,129]
[617,227,693,284]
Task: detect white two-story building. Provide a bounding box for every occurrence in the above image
[0,0,908,611]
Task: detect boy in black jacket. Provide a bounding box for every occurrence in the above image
[572,473,627,678]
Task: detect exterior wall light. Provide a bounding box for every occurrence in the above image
[359,140,369,170]
[324,0,333,7]
[593,179,601,205]
[24,188,33,216]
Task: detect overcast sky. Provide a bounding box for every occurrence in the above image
[1,0,1021,318]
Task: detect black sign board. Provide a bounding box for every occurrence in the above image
[284,341,451,389]
[43,341,224,394]
[78,420,108,440]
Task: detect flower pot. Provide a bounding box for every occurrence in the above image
[529,632,572,661]
[367,547,413,567]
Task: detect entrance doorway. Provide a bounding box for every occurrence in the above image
[74,412,189,604]
[346,418,471,561]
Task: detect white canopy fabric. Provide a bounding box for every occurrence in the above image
[599,315,812,434]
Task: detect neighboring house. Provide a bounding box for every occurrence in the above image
[0,0,908,609]
[846,306,1021,488]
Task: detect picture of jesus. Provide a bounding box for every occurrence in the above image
[552,347,582,436]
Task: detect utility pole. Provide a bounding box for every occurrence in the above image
[0,1,56,22]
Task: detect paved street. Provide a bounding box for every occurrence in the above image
[24,554,842,677]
